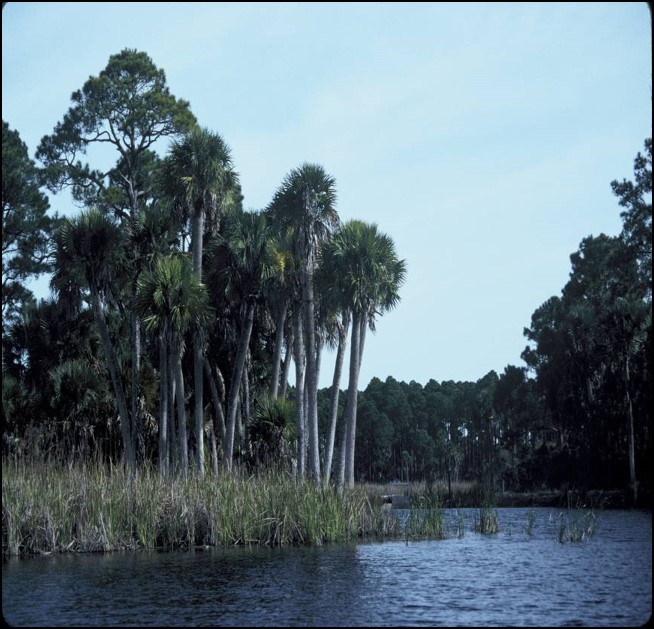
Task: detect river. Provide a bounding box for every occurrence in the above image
[2,508,651,626]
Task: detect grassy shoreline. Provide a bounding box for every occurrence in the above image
[2,462,402,556]
[2,463,644,557]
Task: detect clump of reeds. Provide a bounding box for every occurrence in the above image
[525,508,536,536]
[476,506,500,534]
[1,461,396,556]
[557,509,597,543]
[403,487,445,540]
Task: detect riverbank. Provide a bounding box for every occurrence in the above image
[3,463,648,557]
[2,462,398,556]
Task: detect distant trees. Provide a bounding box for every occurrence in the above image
[522,139,652,503]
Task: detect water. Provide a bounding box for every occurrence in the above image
[2,508,651,626]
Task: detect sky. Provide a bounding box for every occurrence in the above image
[2,2,651,390]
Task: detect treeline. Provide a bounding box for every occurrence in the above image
[2,48,651,502]
[326,137,651,502]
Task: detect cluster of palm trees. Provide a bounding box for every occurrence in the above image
[52,127,406,487]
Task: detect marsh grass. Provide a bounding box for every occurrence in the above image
[403,488,445,540]
[2,461,392,556]
[476,507,500,534]
[557,509,597,543]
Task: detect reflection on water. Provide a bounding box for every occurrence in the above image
[2,508,651,627]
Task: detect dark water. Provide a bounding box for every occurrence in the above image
[2,508,651,627]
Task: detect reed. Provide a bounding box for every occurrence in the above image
[525,508,536,536]
[557,509,597,543]
[1,461,394,555]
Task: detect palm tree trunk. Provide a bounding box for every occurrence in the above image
[192,210,205,479]
[202,357,223,476]
[279,329,293,398]
[168,345,177,473]
[204,357,226,444]
[159,328,169,476]
[293,311,306,478]
[173,341,188,473]
[302,266,321,481]
[625,355,637,505]
[280,326,293,399]
[323,317,349,486]
[223,302,255,471]
[336,387,349,490]
[90,285,136,472]
[269,301,288,398]
[130,303,141,462]
[344,311,363,487]
[194,329,205,478]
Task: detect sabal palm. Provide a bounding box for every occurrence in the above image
[321,220,406,487]
[52,208,136,470]
[161,127,239,477]
[209,210,275,471]
[267,163,339,481]
[136,253,212,474]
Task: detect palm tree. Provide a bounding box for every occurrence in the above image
[322,220,406,488]
[136,253,212,475]
[161,127,240,478]
[52,209,136,471]
[208,210,275,472]
[267,163,339,481]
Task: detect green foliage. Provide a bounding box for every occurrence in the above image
[136,253,212,338]
[247,396,296,469]
[2,121,57,325]
[36,49,196,205]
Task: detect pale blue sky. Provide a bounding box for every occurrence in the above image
[2,2,651,389]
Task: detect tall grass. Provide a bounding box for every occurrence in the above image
[2,461,394,556]
[556,509,597,543]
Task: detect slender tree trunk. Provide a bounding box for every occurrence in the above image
[192,210,206,478]
[293,311,306,478]
[270,301,288,398]
[243,352,252,428]
[202,358,221,477]
[625,355,637,505]
[224,302,255,471]
[344,311,363,487]
[336,387,349,490]
[130,303,141,461]
[159,328,169,476]
[90,286,136,472]
[280,326,293,399]
[191,210,204,276]
[302,266,321,482]
[168,346,177,473]
[173,342,188,473]
[194,328,205,478]
[323,317,349,486]
[204,357,226,443]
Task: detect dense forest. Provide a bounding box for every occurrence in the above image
[2,49,651,503]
